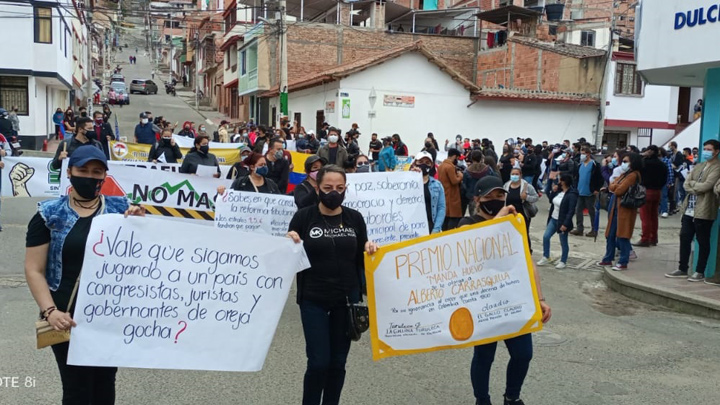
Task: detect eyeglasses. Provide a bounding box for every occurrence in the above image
[357,162,370,167]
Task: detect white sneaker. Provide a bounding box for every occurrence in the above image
[661,212,669,218]
[555,262,567,269]
[537,257,551,266]
[629,251,638,261]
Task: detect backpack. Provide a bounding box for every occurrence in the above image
[212,131,219,142]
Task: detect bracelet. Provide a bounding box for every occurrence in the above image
[41,306,57,320]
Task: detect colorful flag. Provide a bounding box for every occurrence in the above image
[114,115,120,139]
[288,151,311,193]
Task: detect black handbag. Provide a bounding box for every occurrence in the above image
[620,174,646,209]
[346,297,370,341]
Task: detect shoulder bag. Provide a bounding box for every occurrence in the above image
[35,277,80,349]
[346,296,370,342]
[521,182,538,218]
[620,173,646,209]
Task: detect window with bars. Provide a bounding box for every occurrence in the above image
[34,7,52,43]
[615,63,643,96]
[581,31,595,47]
[0,77,29,115]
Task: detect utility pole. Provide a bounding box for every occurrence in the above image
[195,31,200,109]
[85,7,95,113]
[279,0,288,123]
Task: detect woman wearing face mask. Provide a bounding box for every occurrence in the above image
[102,104,112,122]
[63,108,76,136]
[537,173,578,269]
[179,135,220,177]
[286,165,378,405]
[498,145,513,183]
[226,146,253,180]
[53,108,64,140]
[377,137,397,172]
[148,129,183,163]
[24,146,144,404]
[597,153,643,271]
[504,166,539,253]
[422,138,437,163]
[177,121,195,138]
[293,155,327,209]
[355,154,371,173]
[459,176,552,405]
[412,152,445,234]
[218,152,280,195]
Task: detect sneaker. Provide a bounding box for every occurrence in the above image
[537,257,552,266]
[585,231,597,238]
[634,240,653,247]
[555,261,567,269]
[569,230,582,236]
[661,212,669,218]
[704,276,720,286]
[504,397,525,405]
[611,264,628,271]
[629,251,638,261]
[688,272,705,282]
[665,270,688,278]
[596,261,613,267]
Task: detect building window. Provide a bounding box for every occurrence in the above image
[34,7,52,44]
[581,31,595,47]
[240,50,246,75]
[0,76,29,115]
[615,63,643,96]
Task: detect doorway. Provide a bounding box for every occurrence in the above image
[678,87,691,124]
[316,110,325,133]
[293,112,302,129]
[271,106,277,128]
[602,131,629,153]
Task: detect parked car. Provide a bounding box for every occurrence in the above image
[108,82,130,105]
[111,74,125,83]
[130,79,159,95]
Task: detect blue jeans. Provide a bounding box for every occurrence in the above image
[471,333,533,402]
[660,184,669,214]
[676,178,686,208]
[543,218,569,263]
[299,298,354,405]
[602,203,631,265]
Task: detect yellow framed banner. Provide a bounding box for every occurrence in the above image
[364,214,543,361]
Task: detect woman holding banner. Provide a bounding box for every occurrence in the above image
[218,152,280,195]
[286,165,378,405]
[458,175,552,405]
[24,145,145,404]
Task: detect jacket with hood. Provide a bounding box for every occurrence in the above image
[462,163,493,201]
[179,149,220,175]
[148,139,183,163]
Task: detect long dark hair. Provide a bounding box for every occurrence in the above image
[626,153,643,172]
[317,164,346,185]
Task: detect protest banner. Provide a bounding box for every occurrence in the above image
[60,162,231,220]
[67,215,310,371]
[109,140,243,165]
[1,156,62,198]
[345,171,429,244]
[171,135,245,150]
[364,214,543,361]
[214,191,297,236]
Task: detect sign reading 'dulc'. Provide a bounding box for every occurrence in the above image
[674,4,720,30]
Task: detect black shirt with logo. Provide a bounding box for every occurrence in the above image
[369,140,382,161]
[288,205,368,304]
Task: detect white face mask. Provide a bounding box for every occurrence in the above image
[328,135,339,143]
[141,118,148,124]
[621,162,630,172]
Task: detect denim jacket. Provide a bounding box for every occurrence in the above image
[39,195,129,291]
[427,177,446,234]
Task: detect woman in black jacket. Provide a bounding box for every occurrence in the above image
[293,155,326,209]
[217,152,280,195]
[538,173,578,269]
[148,129,183,163]
[286,165,378,405]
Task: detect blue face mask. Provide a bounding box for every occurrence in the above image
[702,150,714,161]
[255,166,269,177]
[611,157,617,166]
[510,174,521,183]
[621,162,630,172]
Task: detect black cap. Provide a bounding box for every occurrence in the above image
[447,148,461,158]
[304,155,327,173]
[68,145,109,170]
[139,112,148,119]
[474,176,507,197]
[577,137,587,143]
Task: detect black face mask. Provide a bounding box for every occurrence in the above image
[199,145,209,154]
[80,112,87,117]
[70,176,104,200]
[418,164,432,176]
[162,138,172,146]
[479,199,506,217]
[319,190,345,210]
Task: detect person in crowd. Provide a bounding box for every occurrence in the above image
[296,131,311,153]
[294,155,326,209]
[177,122,195,138]
[286,165,378,405]
[505,166,539,253]
[52,108,64,140]
[226,146,253,180]
[570,146,602,238]
[598,153,643,271]
[317,127,348,166]
[498,144,513,183]
[344,131,361,160]
[665,140,720,282]
[317,122,329,140]
[253,126,271,153]
[63,108,76,137]
[102,104,112,123]
[218,120,229,143]
[520,146,538,187]
[556,148,577,183]
[636,145,667,247]
[693,99,703,120]
[0,133,10,230]
[148,129,183,164]
[368,133,382,166]
[439,149,464,230]
[538,173,578,269]
[600,154,615,186]
[426,132,440,150]
[377,137,397,172]
[392,134,408,156]
[343,158,357,174]
[179,135,220,177]
[445,135,464,152]
[484,156,501,180]
[25,146,144,404]
[422,138,438,163]
[195,124,208,139]
[107,87,118,106]
[673,146,693,213]
[134,113,156,145]
[458,175,551,405]
[305,130,321,154]
[411,152,445,234]
[660,147,675,218]
[90,111,115,159]
[265,137,290,193]
[218,153,280,195]
[692,147,699,163]
[51,117,103,170]
[463,150,493,216]
[543,145,561,200]
[8,106,20,136]
[355,154,371,173]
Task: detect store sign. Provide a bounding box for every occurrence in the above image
[675,4,720,29]
[383,94,415,108]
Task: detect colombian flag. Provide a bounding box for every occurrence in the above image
[288,151,311,193]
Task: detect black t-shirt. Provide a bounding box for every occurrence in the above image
[328,147,338,165]
[369,140,382,160]
[506,185,525,219]
[424,181,434,231]
[458,214,487,227]
[26,208,99,313]
[288,206,368,303]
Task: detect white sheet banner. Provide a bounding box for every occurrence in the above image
[68,215,310,371]
[365,215,543,360]
[171,135,244,150]
[214,191,297,236]
[1,156,62,198]
[345,171,429,244]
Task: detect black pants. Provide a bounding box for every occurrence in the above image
[51,342,117,405]
[679,215,714,274]
[443,217,461,231]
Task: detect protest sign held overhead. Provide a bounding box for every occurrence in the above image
[109,140,243,165]
[215,191,297,237]
[67,215,310,372]
[364,215,543,361]
[1,156,62,198]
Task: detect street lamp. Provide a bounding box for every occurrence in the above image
[368,87,377,133]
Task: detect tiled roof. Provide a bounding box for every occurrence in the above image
[473,88,600,105]
[509,36,606,59]
[260,42,479,97]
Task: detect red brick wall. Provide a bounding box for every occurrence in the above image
[477,42,562,92]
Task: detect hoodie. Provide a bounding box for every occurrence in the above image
[462,163,493,201]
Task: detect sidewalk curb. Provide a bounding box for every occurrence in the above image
[603,268,720,320]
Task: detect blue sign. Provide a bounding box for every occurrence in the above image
[675,5,720,29]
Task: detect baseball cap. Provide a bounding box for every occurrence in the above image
[69,145,109,170]
[474,176,507,197]
[240,146,252,155]
[306,129,315,136]
[139,112,148,119]
[414,151,433,162]
[304,155,328,173]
